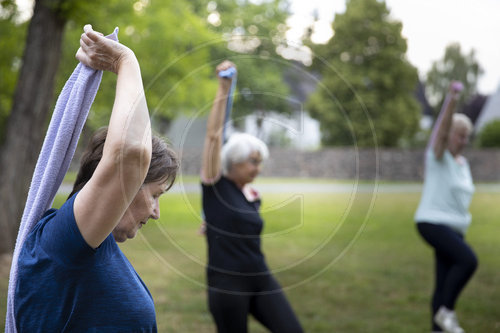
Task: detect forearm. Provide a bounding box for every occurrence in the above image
[430,89,459,158]
[206,80,231,135]
[202,80,231,180]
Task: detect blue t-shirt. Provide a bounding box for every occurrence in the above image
[14,193,157,332]
[202,176,268,278]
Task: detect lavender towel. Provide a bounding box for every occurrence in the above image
[5,28,119,333]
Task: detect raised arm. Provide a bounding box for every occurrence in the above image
[201,61,235,184]
[73,25,152,248]
[428,81,463,160]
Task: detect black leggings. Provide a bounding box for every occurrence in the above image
[417,222,478,331]
[207,272,303,333]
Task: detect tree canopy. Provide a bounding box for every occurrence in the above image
[0,0,28,143]
[0,0,295,254]
[54,0,295,134]
[307,0,420,147]
[2,0,294,137]
[426,42,483,112]
[189,0,293,122]
[55,0,218,133]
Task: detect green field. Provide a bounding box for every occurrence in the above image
[1,182,499,332]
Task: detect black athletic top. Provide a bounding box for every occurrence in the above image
[202,176,268,277]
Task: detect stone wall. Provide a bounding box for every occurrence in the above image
[179,147,500,181]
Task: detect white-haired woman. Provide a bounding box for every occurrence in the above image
[200,61,303,333]
[415,83,478,333]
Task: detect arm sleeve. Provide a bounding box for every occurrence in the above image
[39,193,97,266]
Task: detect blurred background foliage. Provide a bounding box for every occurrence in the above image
[0,0,484,147]
[0,0,28,138]
[477,120,500,148]
[306,0,420,147]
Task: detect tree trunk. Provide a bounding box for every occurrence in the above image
[0,0,66,254]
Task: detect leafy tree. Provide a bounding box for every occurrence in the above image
[0,0,28,143]
[56,0,217,134]
[191,0,290,54]
[55,0,294,135]
[306,0,420,147]
[0,0,295,254]
[0,0,217,254]
[477,120,500,148]
[426,43,483,112]
[0,0,92,254]
[189,0,293,125]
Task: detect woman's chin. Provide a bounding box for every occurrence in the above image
[112,231,130,243]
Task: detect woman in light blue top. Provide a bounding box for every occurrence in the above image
[415,82,478,333]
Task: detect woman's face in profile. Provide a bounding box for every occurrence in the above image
[230,151,263,185]
[112,180,167,242]
[448,124,470,156]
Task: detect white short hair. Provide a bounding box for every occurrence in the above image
[221,133,269,175]
[452,113,473,133]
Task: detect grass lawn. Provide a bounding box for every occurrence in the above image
[1,181,499,332]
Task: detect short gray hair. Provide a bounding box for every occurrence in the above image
[221,133,269,175]
[452,113,473,134]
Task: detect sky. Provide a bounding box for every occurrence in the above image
[287,0,500,95]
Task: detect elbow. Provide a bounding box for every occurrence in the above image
[124,141,152,163]
[206,132,221,146]
[107,139,152,175]
[124,140,152,167]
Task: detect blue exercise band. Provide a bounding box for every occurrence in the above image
[218,67,237,143]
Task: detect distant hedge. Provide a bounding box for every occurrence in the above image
[478,120,500,147]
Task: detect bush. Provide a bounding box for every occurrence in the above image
[478,120,500,147]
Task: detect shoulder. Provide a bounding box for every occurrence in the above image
[30,192,97,264]
[200,171,222,186]
[202,177,238,201]
[427,148,452,164]
[50,192,80,232]
[31,194,77,234]
[202,176,229,189]
[456,155,469,166]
